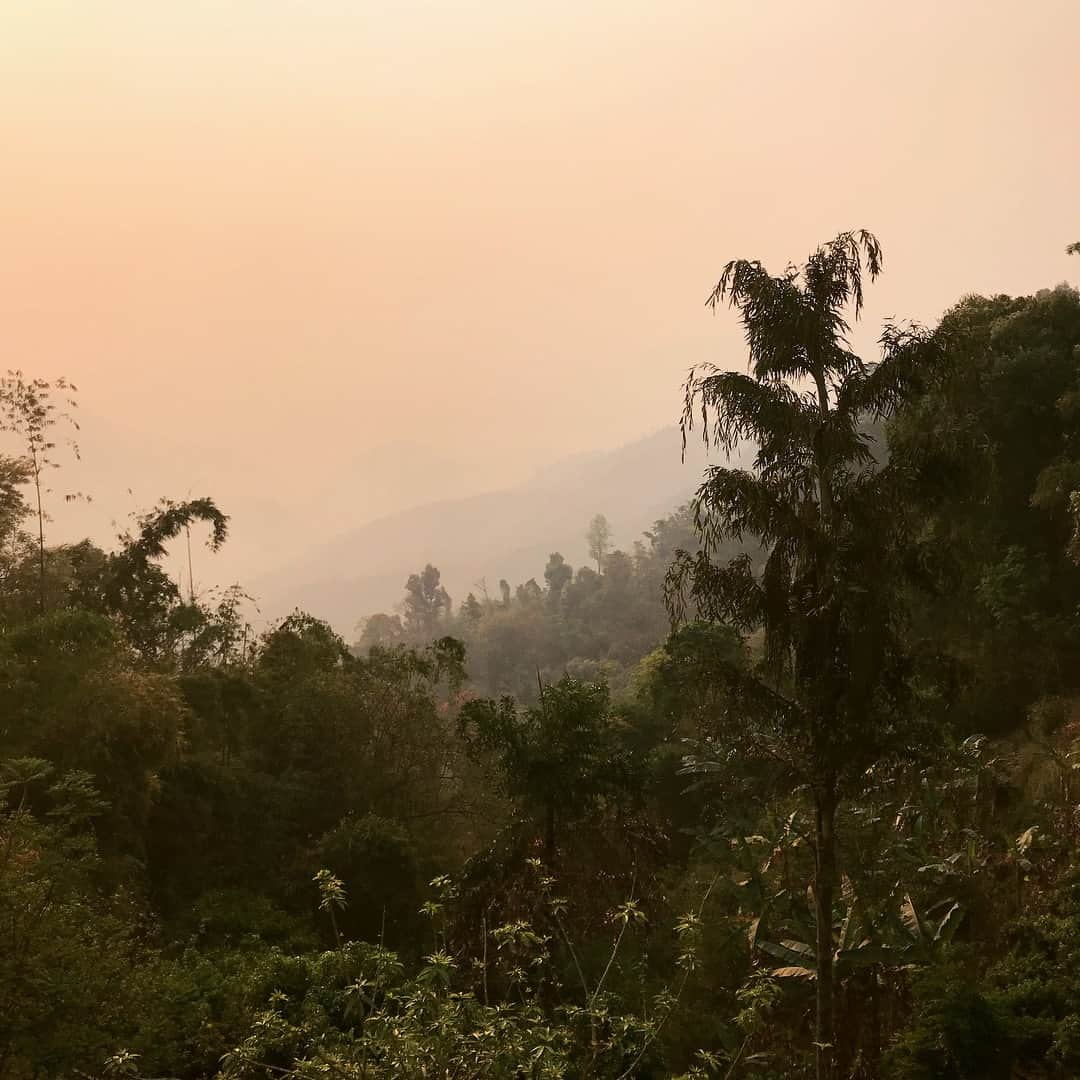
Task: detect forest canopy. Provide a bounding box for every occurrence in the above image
[3,240,1080,1079]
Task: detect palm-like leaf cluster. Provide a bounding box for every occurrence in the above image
[669,232,939,775]
[669,231,940,1079]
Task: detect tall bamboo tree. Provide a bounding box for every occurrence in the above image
[667,231,938,1079]
[0,372,80,612]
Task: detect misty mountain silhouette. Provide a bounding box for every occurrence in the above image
[252,425,734,634]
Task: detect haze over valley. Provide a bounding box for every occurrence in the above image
[3,4,1080,1078]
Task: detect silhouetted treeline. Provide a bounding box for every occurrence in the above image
[354,504,750,700]
[3,243,1080,1079]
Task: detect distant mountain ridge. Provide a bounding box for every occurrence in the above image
[252,426,739,634]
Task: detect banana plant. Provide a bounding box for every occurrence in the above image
[895,893,965,966]
[756,887,964,981]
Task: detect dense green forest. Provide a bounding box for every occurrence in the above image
[353,505,737,701]
[4,233,1080,1079]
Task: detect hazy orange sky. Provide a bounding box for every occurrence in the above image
[2,1,1078,579]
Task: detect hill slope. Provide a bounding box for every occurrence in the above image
[252,426,732,633]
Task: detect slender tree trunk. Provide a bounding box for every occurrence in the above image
[812,359,837,1079]
[869,971,881,1076]
[185,523,195,603]
[812,368,831,414]
[544,801,556,865]
[814,785,837,1080]
[812,366,836,525]
[33,468,45,613]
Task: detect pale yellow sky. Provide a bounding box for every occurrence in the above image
[1,1,1078,576]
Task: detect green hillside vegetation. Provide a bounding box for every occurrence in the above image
[354,503,746,701]
[3,235,1080,1079]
